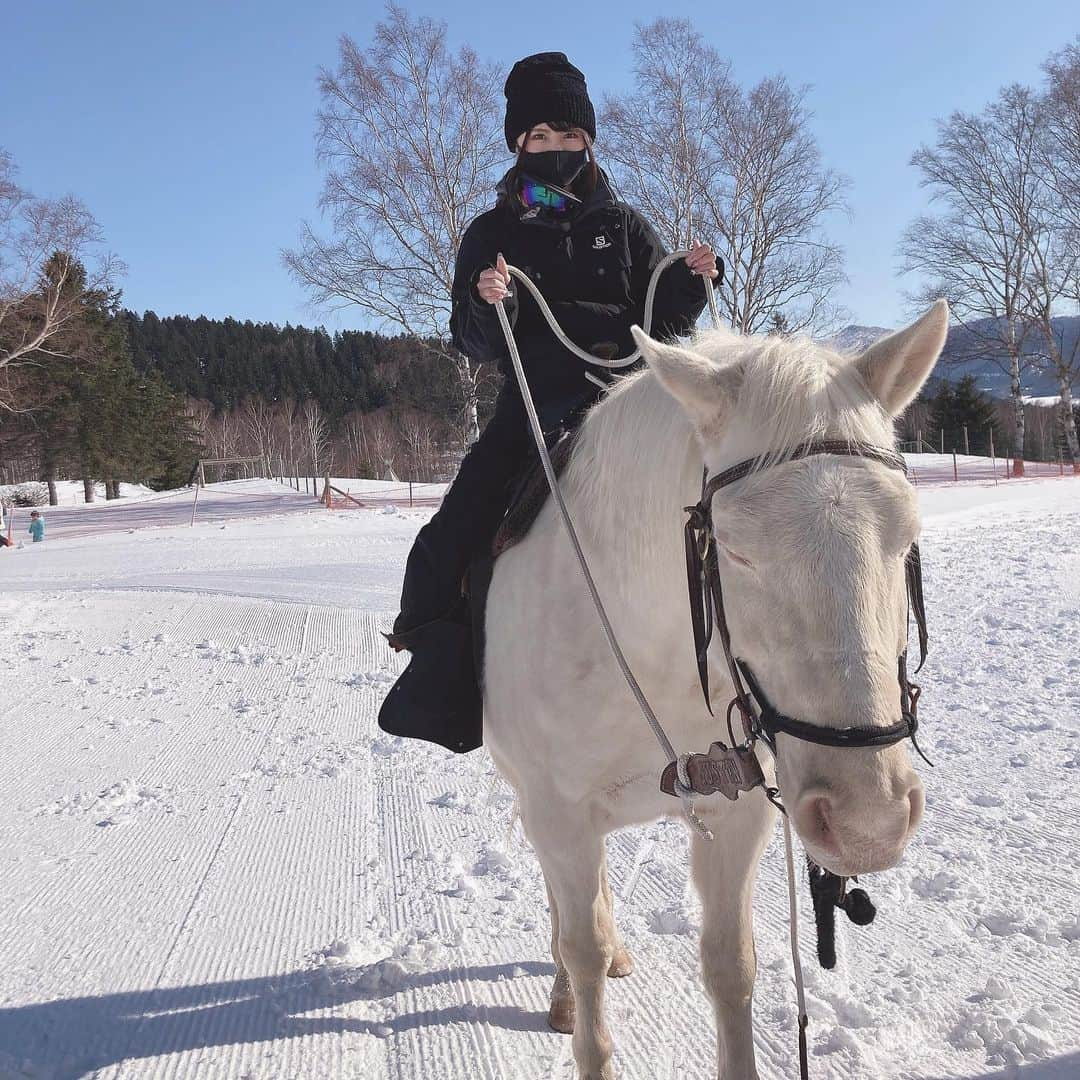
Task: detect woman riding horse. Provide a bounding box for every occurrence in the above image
[380,51,721,751]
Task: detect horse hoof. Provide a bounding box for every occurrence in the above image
[607,947,634,978]
[547,997,576,1034]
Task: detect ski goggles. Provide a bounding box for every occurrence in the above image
[519,176,581,213]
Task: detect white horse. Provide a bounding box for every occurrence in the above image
[482,301,949,1079]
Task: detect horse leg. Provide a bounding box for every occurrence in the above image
[545,854,628,1035]
[601,852,633,978]
[528,814,616,1080]
[691,800,774,1080]
[545,879,576,1034]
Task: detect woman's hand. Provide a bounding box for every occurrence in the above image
[685,239,719,279]
[477,253,512,304]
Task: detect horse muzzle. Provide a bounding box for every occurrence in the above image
[791,772,924,877]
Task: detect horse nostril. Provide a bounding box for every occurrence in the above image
[793,794,839,857]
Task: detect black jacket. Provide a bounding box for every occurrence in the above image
[450,170,713,401]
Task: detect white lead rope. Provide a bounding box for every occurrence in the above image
[504,252,723,369]
[493,254,811,1073]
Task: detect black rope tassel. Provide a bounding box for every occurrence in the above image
[807,859,877,969]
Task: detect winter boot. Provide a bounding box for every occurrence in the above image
[378,618,482,754]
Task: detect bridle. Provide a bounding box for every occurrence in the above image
[679,437,932,803]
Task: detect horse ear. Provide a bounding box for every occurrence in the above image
[631,326,740,433]
[853,300,949,416]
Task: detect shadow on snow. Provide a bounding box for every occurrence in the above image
[0,959,554,1077]
[926,1052,1080,1079]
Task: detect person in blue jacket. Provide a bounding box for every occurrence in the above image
[379,52,721,753]
[28,511,45,542]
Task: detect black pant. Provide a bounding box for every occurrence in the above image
[393,380,600,637]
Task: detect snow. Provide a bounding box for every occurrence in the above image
[0,480,158,507]
[0,476,1078,1078]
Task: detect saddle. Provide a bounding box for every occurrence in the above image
[493,428,579,557]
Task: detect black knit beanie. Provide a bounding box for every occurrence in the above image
[503,52,596,152]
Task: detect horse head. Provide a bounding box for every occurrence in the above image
[632,302,949,876]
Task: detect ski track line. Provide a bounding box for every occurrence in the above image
[0,595,201,917]
[378,764,509,1080]
[0,594,295,1066]
[0,592,337,1078]
[1,599,204,805]
[404,764,570,1080]
[12,595,303,1071]
[107,603,315,1079]
[216,607,386,1080]
[100,608,394,1078]
[3,591,291,833]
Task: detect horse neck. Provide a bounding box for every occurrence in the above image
[562,372,701,588]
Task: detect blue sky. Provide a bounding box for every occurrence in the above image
[1,1,1075,332]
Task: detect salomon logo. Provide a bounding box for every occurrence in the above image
[592,235,612,250]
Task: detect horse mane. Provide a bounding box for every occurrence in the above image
[572,326,895,485]
[689,325,896,462]
[557,327,897,557]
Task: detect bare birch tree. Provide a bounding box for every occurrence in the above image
[204,410,241,463]
[361,408,402,480]
[301,399,332,476]
[705,75,848,334]
[242,396,280,468]
[600,19,731,251]
[340,410,368,476]
[397,407,441,481]
[0,149,121,409]
[277,398,301,471]
[284,4,503,449]
[1021,220,1080,467]
[1041,41,1080,245]
[900,86,1042,474]
[602,20,846,334]
[1037,41,1080,466]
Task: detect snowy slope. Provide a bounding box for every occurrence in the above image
[0,481,157,508]
[0,480,1078,1079]
[826,325,892,354]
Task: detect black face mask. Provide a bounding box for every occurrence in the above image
[520,148,587,190]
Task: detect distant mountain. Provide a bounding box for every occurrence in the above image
[826,317,1080,398]
[827,325,892,354]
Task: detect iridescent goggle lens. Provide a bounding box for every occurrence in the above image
[520,178,579,212]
